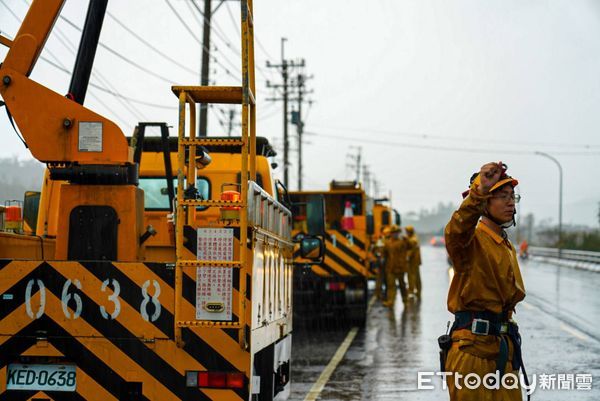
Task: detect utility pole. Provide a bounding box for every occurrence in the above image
[198,0,212,137]
[226,108,236,136]
[363,165,371,196]
[373,179,381,199]
[295,74,303,191]
[266,38,304,187]
[346,146,362,184]
[290,72,313,190]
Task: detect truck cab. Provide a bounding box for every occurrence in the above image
[290,180,371,328]
[134,135,279,262]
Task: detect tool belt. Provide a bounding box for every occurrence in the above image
[452,311,522,374]
[438,310,530,399]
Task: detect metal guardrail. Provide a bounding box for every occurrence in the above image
[529,246,600,264]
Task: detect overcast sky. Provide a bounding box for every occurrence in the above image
[1,0,599,226]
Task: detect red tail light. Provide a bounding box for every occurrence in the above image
[187,371,246,389]
[209,372,226,388]
[226,372,246,389]
[326,282,346,291]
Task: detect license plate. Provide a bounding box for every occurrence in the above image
[6,364,76,392]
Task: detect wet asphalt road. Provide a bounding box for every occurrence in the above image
[289,246,600,400]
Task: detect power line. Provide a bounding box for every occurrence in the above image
[225,1,273,61]
[164,0,202,45]
[257,106,281,121]
[310,123,600,150]
[35,55,149,122]
[164,0,241,82]
[222,1,275,85]
[190,0,240,55]
[18,37,174,112]
[58,13,175,84]
[306,131,600,156]
[88,83,175,110]
[106,10,198,76]
[9,1,154,119]
[49,19,149,120]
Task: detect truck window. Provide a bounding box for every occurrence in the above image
[381,210,390,226]
[140,177,210,210]
[237,172,263,189]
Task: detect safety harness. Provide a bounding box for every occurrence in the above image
[440,310,530,400]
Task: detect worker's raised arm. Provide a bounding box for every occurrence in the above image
[445,162,503,271]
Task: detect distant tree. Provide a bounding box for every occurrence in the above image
[0,158,44,203]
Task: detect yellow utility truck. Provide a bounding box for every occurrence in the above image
[290,181,372,327]
[0,1,322,400]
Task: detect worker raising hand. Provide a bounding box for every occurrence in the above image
[477,161,504,194]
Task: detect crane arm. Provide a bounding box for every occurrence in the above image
[0,0,133,167]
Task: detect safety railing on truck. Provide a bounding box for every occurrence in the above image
[248,181,292,240]
[529,246,600,264]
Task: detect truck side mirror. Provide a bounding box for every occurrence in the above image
[366,214,374,235]
[306,194,326,236]
[381,210,391,226]
[300,236,324,261]
[394,209,401,226]
[23,191,41,233]
[275,179,292,210]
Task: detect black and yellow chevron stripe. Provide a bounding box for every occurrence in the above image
[0,259,250,401]
[293,229,372,279]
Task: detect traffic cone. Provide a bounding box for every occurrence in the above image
[341,201,355,230]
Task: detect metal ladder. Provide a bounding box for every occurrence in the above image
[172,0,257,349]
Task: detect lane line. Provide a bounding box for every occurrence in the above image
[367,294,376,312]
[522,301,593,343]
[521,301,534,310]
[559,322,589,342]
[303,327,359,401]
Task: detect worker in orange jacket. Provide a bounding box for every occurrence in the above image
[443,162,527,401]
[405,225,422,298]
[519,239,529,259]
[374,226,390,301]
[382,225,409,307]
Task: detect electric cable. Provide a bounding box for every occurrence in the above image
[164,0,241,82]
[305,131,600,156]
[310,124,600,150]
[106,10,198,76]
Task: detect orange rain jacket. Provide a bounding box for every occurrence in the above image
[383,236,409,274]
[444,187,526,401]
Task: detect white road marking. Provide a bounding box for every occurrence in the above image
[559,322,589,342]
[522,301,591,342]
[303,327,359,401]
[521,301,534,310]
[367,294,376,312]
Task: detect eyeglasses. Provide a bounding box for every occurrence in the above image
[491,193,521,203]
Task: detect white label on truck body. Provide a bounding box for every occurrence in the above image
[78,121,103,152]
[196,228,233,321]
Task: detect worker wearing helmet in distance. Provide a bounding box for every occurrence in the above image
[405,225,422,298]
[382,225,409,307]
[374,226,391,301]
[443,161,527,401]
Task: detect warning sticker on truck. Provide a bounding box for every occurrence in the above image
[78,121,103,152]
[196,228,233,321]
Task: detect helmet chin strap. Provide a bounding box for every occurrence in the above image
[483,209,516,230]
